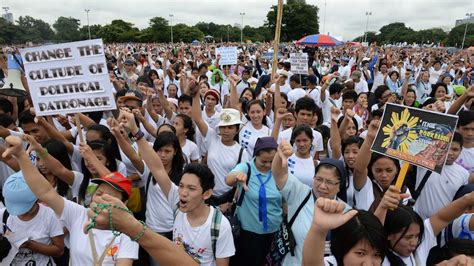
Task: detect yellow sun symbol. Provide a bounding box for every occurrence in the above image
[381,108,419,152]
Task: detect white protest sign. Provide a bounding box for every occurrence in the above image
[20,39,117,116]
[290,53,308,75]
[216,46,238,65]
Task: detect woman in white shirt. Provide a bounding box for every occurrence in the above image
[3,135,139,265]
[173,114,200,163]
[240,100,271,157]
[288,124,315,186]
[374,186,474,266]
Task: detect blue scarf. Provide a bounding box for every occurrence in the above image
[256,171,272,232]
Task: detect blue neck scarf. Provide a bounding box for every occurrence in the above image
[256,171,272,232]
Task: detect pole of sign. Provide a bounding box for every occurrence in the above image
[75,113,84,144]
[395,161,410,190]
[271,0,283,80]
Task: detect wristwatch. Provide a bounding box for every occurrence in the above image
[130,130,145,142]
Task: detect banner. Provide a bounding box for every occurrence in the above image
[262,52,283,60]
[21,39,117,116]
[290,53,308,75]
[371,103,458,174]
[216,46,238,65]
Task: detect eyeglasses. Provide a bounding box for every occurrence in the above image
[314,177,340,187]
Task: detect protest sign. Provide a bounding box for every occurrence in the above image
[216,46,238,65]
[20,39,117,116]
[262,52,283,61]
[371,103,458,174]
[290,53,308,75]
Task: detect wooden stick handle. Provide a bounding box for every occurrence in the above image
[75,113,84,144]
[395,161,410,190]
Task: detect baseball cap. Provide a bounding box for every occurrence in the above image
[91,172,132,201]
[2,171,37,216]
[120,90,144,103]
[253,137,278,157]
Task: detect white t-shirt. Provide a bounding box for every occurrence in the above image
[288,154,315,187]
[182,139,200,163]
[439,213,474,247]
[205,128,250,196]
[382,219,436,266]
[321,93,342,127]
[239,122,271,157]
[167,184,236,265]
[141,165,174,233]
[414,164,469,219]
[353,79,369,94]
[3,204,63,266]
[307,86,322,108]
[60,198,138,265]
[456,147,474,173]
[270,83,292,94]
[429,67,443,84]
[278,127,324,157]
[287,88,307,103]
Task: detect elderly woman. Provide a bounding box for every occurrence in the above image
[272,140,349,265]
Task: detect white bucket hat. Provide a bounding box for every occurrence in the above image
[217,108,242,127]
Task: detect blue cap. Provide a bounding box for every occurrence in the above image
[2,171,37,216]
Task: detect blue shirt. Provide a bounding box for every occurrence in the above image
[231,160,282,234]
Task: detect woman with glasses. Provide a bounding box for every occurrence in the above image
[271,140,349,265]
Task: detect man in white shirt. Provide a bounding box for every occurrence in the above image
[351,70,369,94]
[456,110,474,176]
[287,75,307,104]
[414,133,473,219]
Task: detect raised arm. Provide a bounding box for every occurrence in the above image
[3,136,65,216]
[36,117,74,155]
[429,191,474,236]
[24,134,76,186]
[145,94,160,123]
[79,143,111,178]
[303,198,358,266]
[271,140,293,190]
[108,118,145,174]
[190,80,209,137]
[330,107,342,160]
[447,85,474,114]
[373,186,409,225]
[154,79,173,121]
[119,109,172,196]
[87,194,198,265]
[338,109,355,141]
[228,74,240,109]
[353,119,380,190]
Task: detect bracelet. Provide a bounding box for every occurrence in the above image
[131,221,147,242]
[37,148,48,159]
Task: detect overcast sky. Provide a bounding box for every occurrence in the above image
[2,0,473,40]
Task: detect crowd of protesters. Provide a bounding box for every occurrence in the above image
[0,41,474,266]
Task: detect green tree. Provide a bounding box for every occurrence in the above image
[17,16,54,42]
[172,24,204,43]
[0,18,23,44]
[377,22,417,44]
[79,24,103,40]
[147,17,170,42]
[53,16,81,42]
[266,1,319,42]
[446,23,474,47]
[353,31,377,43]
[99,20,139,42]
[417,28,448,44]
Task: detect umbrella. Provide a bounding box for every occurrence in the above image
[296,34,343,47]
[191,40,200,45]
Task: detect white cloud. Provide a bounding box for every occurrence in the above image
[3,0,473,40]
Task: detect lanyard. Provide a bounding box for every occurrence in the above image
[88,230,117,266]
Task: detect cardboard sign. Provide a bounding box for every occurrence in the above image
[262,52,283,60]
[371,103,458,174]
[216,46,238,65]
[290,53,308,75]
[20,39,117,116]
